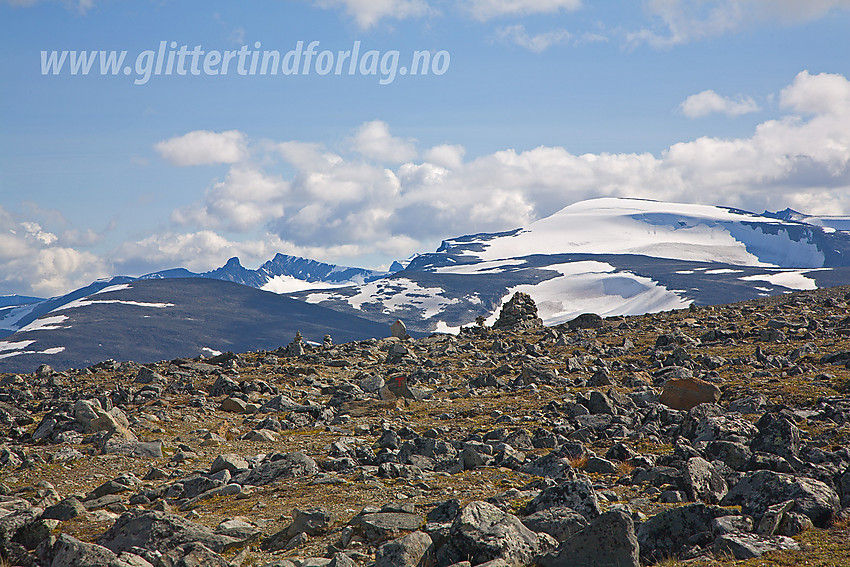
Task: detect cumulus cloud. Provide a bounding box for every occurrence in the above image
[780,70,850,115]
[155,130,248,167]
[350,121,418,163]
[17,70,850,296]
[495,25,573,52]
[631,0,850,47]
[0,208,110,296]
[680,89,760,117]
[161,70,850,271]
[311,0,431,29]
[465,0,582,21]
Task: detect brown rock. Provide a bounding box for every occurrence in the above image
[659,378,721,410]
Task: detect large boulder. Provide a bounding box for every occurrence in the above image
[636,503,728,563]
[374,530,434,567]
[683,457,728,504]
[537,508,639,567]
[96,510,240,555]
[50,533,154,567]
[721,470,839,527]
[520,507,588,543]
[235,452,318,486]
[441,501,539,566]
[659,378,721,411]
[750,413,801,460]
[523,479,600,520]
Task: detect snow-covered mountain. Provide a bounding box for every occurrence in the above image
[141,253,390,292]
[0,278,395,373]
[0,254,389,339]
[6,197,850,372]
[292,198,850,331]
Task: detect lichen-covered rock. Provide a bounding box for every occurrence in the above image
[713,533,800,559]
[537,508,639,567]
[683,457,728,504]
[721,470,839,527]
[96,510,240,555]
[235,451,318,486]
[636,503,729,563]
[441,501,539,566]
[374,530,434,567]
[524,479,600,520]
[750,413,801,460]
[520,507,588,543]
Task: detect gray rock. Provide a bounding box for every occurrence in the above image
[711,515,753,535]
[358,512,424,542]
[637,503,727,563]
[236,451,318,486]
[584,456,618,474]
[443,501,539,566]
[215,518,261,542]
[42,497,86,521]
[156,542,229,566]
[524,479,600,520]
[721,470,839,527]
[751,413,801,460]
[102,440,163,458]
[756,500,795,536]
[96,509,240,554]
[391,320,408,339]
[520,507,588,543]
[210,453,249,474]
[50,533,154,567]
[374,530,434,567]
[537,508,639,567]
[683,457,728,504]
[713,533,800,559]
[288,507,332,537]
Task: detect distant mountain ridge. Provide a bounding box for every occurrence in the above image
[5,197,850,372]
[141,253,390,289]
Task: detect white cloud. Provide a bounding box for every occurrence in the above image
[350,121,418,163]
[14,70,850,296]
[155,130,247,167]
[631,0,850,47]
[423,144,466,169]
[2,0,94,13]
[171,166,289,232]
[311,0,431,29]
[0,207,110,296]
[780,70,850,115]
[167,71,850,267]
[495,24,573,52]
[680,89,760,117]
[465,0,581,21]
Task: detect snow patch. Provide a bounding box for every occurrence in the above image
[53,299,174,311]
[261,275,349,294]
[434,259,526,275]
[0,340,35,352]
[202,347,222,357]
[483,261,690,326]
[705,269,744,275]
[19,315,69,332]
[739,271,818,291]
[93,284,131,295]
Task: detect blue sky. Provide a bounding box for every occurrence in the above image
[2,0,850,297]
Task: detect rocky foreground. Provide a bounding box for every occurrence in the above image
[2,290,850,566]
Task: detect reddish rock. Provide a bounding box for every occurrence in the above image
[659,378,721,410]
